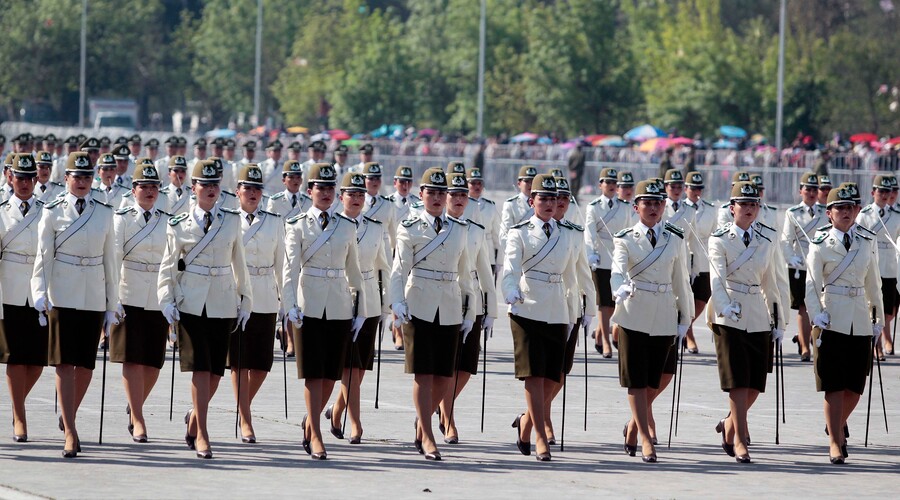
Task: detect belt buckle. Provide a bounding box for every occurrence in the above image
[27,256,35,264]
[549,274,561,283]
[442,272,453,281]
[326,269,336,278]
[849,288,859,297]
[657,284,666,293]
[749,285,760,294]
[210,267,219,276]
[80,257,89,265]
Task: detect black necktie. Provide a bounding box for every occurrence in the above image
[879,207,885,218]
[543,222,551,239]
[176,187,183,197]
[203,211,212,233]
[808,207,814,217]
[320,212,329,230]
[742,231,750,247]
[434,218,443,234]
[40,184,46,193]
[673,202,679,212]
[246,213,254,225]
[291,194,297,208]
[647,229,657,248]
[20,201,28,216]
[143,210,151,223]
[843,233,851,251]
[402,197,407,205]
[607,199,613,209]
[370,197,376,207]
[75,198,85,215]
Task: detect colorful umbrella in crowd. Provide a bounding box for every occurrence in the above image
[887,137,900,146]
[850,132,878,143]
[510,132,539,143]
[623,124,666,142]
[205,128,236,138]
[286,126,309,134]
[713,139,738,149]
[585,134,608,145]
[598,135,627,147]
[328,129,350,141]
[418,128,439,137]
[718,125,747,139]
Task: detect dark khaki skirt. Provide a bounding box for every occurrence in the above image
[662,341,678,375]
[592,268,614,307]
[691,272,712,303]
[401,311,459,377]
[563,318,581,375]
[510,314,566,383]
[178,311,233,376]
[345,316,379,370]
[110,305,168,369]
[813,328,872,395]
[712,324,770,392]
[1,304,47,366]
[789,270,806,310]
[457,314,484,375]
[227,312,277,372]
[48,308,104,369]
[616,326,674,389]
[294,314,351,380]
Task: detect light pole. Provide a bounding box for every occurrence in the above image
[775,0,786,160]
[252,0,262,127]
[476,0,486,138]
[78,0,87,127]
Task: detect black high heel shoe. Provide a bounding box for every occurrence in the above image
[184,409,196,450]
[413,417,424,454]
[196,449,213,459]
[512,414,530,456]
[301,414,311,455]
[829,455,845,465]
[536,452,551,462]
[324,404,344,440]
[715,419,735,457]
[623,422,636,457]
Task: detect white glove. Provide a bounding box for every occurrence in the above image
[582,314,595,334]
[788,255,803,268]
[103,311,119,338]
[812,311,830,329]
[237,309,251,331]
[351,316,365,342]
[115,302,126,321]
[460,319,474,343]
[288,307,303,328]
[162,303,180,325]
[482,316,495,332]
[504,289,524,305]
[391,302,411,328]
[676,324,689,345]
[34,296,52,313]
[772,328,784,344]
[613,284,633,303]
[168,326,177,343]
[690,272,699,285]
[276,306,285,323]
[720,302,741,322]
[873,324,884,337]
[588,253,601,269]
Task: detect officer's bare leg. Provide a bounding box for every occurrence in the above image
[628,387,656,458]
[523,377,551,455]
[824,391,846,459]
[123,363,148,436]
[686,300,706,351]
[543,379,562,440]
[646,373,673,439]
[142,366,161,401]
[56,365,79,451]
[438,371,471,439]
[797,306,812,356]
[8,365,42,437]
[247,369,267,401]
[840,389,861,436]
[230,368,253,437]
[729,388,751,457]
[596,306,614,354]
[881,312,894,354]
[414,374,439,453]
[337,368,366,437]
[304,378,328,454]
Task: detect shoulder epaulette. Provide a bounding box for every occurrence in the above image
[50,181,64,188]
[614,228,633,238]
[702,199,715,207]
[711,225,730,237]
[857,224,876,235]
[388,195,397,202]
[219,207,239,214]
[816,224,833,232]
[301,193,312,200]
[763,204,776,210]
[511,220,530,229]
[379,195,391,201]
[811,232,827,244]
[466,219,484,229]
[400,216,420,227]
[890,206,900,214]
[411,201,424,209]
[664,222,684,238]
[506,195,518,202]
[0,200,8,208]
[270,192,285,200]
[569,196,578,205]
[156,209,173,218]
[168,213,189,226]
[448,215,468,226]
[589,198,602,206]
[720,202,730,209]
[856,232,872,241]
[861,205,873,213]
[562,220,584,231]
[94,200,112,208]
[286,213,306,225]
[482,198,495,205]
[756,231,771,243]
[34,199,44,207]
[44,198,63,209]
[122,191,133,198]
[260,209,280,217]
[335,212,354,222]
[159,187,170,194]
[222,190,236,197]
[363,215,381,225]
[756,221,775,232]
[115,206,136,215]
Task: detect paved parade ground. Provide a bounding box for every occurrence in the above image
[0,309,897,499]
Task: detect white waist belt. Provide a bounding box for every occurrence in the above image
[412,268,458,282]
[361,269,375,280]
[184,264,231,276]
[302,267,345,279]
[524,270,562,283]
[123,260,160,273]
[824,285,864,297]
[56,252,102,266]
[726,280,760,295]
[632,280,671,293]
[2,252,35,264]
[247,266,274,276]
[878,241,892,250]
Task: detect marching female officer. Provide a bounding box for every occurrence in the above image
[32,151,120,458]
[390,167,475,461]
[502,173,579,462]
[708,181,787,464]
[1,154,47,443]
[326,172,391,444]
[158,160,252,459]
[229,164,284,443]
[806,186,883,464]
[111,165,170,442]
[282,163,367,460]
[611,180,693,463]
